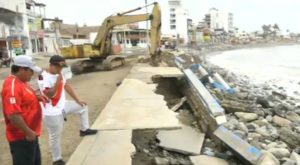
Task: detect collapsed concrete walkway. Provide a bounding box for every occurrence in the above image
[67,64,183,165]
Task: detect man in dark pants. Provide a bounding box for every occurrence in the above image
[1,55,43,165]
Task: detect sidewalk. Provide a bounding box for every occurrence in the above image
[67,64,183,165]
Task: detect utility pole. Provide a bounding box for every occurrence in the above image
[145,0,150,51]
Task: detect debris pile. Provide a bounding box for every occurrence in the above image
[134,50,300,165]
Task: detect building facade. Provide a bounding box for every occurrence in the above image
[163,0,190,44]
[207,8,234,33]
[26,0,46,54]
[0,0,31,57]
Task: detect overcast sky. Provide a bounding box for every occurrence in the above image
[39,0,300,33]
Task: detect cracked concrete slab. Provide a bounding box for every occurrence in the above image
[127,64,183,83]
[66,130,135,165]
[91,78,181,130]
[190,155,229,165]
[157,124,205,155]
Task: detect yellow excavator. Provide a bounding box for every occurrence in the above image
[60,2,161,74]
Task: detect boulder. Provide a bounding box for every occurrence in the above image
[290,152,300,164]
[253,119,269,127]
[267,148,290,159]
[223,118,239,130]
[246,123,259,132]
[247,133,262,140]
[222,100,248,113]
[286,111,300,123]
[154,157,169,165]
[237,122,249,133]
[282,158,297,165]
[272,116,291,127]
[256,96,272,108]
[278,128,300,148]
[273,104,289,117]
[234,112,258,122]
[272,91,287,100]
[256,125,278,140]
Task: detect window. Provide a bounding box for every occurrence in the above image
[170,25,176,30]
[169,1,180,6]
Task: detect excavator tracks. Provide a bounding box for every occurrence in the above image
[70,55,126,74]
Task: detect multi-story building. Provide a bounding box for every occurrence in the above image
[26,0,47,54]
[206,8,234,33]
[163,0,190,44]
[0,0,31,57]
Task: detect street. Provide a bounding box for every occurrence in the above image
[0,55,133,165]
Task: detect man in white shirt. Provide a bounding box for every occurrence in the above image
[40,55,97,165]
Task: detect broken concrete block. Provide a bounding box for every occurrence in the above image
[257,152,280,165]
[183,69,225,117]
[189,155,229,165]
[213,126,263,164]
[216,115,227,125]
[171,97,187,112]
[157,125,205,155]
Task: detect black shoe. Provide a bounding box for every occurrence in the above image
[80,129,98,136]
[53,159,65,165]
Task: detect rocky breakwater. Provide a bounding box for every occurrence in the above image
[208,65,300,164]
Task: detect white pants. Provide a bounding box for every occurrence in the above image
[43,100,90,162]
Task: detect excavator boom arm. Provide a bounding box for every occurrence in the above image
[94,3,161,61]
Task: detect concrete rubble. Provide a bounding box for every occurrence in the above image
[189,155,229,165]
[256,152,280,165]
[170,97,187,112]
[213,126,263,164]
[68,48,300,165]
[157,124,205,155]
[68,64,187,164]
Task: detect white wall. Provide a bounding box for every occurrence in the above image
[0,0,32,56]
[0,0,26,14]
[0,22,10,38]
[163,0,189,43]
[175,8,188,42]
[210,8,232,32]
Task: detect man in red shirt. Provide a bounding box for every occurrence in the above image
[2,55,43,165]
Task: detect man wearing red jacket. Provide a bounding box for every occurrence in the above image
[2,55,43,165]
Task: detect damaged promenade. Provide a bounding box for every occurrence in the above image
[65,49,300,165]
[1,48,300,165]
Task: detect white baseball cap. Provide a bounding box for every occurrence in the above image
[13,55,42,73]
